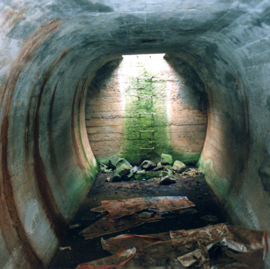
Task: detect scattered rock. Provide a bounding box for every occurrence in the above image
[159,176,176,185]
[112,173,121,182]
[100,164,113,173]
[135,171,157,181]
[130,166,139,174]
[172,160,186,173]
[116,158,132,167]
[181,168,202,178]
[160,153,173,165]
[167,170,174,178]
[122,166,138,181]
[125,172,135,181]
[153,165,165,171]
[158,171,168,177]
[164,165,172,170]
[115,158,132,177]
[107,156,120,169]
[148,178,161,182]
[140,160,156,170]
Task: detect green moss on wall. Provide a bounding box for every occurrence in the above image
[122,67,173,165]
[198,155,230,202]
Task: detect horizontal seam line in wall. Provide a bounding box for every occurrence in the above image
[169,123,207,126]
[89,140,121,142]
[87,133,123,135]
[86,124,122,128]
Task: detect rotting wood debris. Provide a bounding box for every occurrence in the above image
[49,156,268,269]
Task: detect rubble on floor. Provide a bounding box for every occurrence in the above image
[77,224,268,269]
[160,153,173,165]
[159,175,176,185]
[76,167,268,269]
[100,154,202,183]
[115,158,132,177]
[50,160,264,269]
[182,168,203,178]
[172,160,186,173]
[140,160,156,170]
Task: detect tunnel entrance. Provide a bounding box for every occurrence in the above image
[85,54,207,166]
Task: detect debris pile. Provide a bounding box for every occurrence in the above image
[77,224,268,269]
[100,153,200,184]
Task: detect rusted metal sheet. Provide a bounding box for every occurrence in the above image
[101,233,170,254]
[88,224,268,269]
[170,223,229,250]
[76,248,136,269]
[81,196,195,240]
[80,213,164,240]
[91,196,195,219]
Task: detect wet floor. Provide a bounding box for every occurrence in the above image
[49,169,231,269]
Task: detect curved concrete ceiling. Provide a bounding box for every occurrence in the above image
[0,0,270,268]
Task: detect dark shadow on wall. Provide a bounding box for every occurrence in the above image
[164,54,208,114]
[88,58,123,93]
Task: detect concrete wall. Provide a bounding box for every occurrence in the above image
[0,0,270,268]
[85,54,207,165]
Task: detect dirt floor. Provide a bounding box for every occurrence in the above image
[49,168,231,269]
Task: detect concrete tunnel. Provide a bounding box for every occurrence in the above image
[0,0,270,268]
